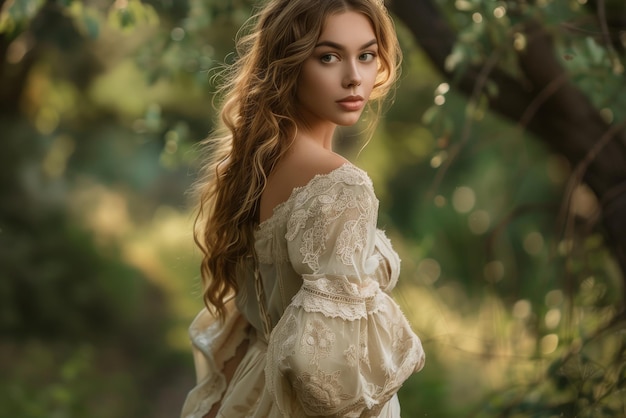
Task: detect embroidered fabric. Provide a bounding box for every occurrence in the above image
[266,274,424,417]
[181,164,425,418]
[289,274,386,320]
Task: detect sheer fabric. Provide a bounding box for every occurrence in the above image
[181,164,425,418]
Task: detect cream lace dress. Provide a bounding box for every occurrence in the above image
[181,164,425,418]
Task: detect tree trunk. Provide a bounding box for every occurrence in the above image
[388,0,626,299]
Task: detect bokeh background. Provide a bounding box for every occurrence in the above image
[1,0,625,417]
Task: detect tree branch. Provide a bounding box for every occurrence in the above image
[388,0,626,295]
[388,0,626,193]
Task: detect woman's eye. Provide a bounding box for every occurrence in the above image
[320,54,338,63]
[360,52,376,62]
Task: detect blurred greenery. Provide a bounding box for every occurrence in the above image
[0,0,624,417]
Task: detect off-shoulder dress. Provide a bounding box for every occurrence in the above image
[181,164,425,418]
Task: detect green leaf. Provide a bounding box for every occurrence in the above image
[0,0,45,36]
[69,2,101,39]
[82,13,100,38]
[585,37,606,65]
[107,0,159,31]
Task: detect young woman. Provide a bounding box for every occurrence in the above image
[181,1,425,417]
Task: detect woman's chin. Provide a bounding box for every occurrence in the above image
[337,114,364,127]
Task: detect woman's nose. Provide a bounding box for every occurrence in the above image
[343,62,362,88]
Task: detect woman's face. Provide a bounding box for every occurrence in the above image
[296,11,379,129]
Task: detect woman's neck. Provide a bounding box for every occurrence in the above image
[296,122,337,151]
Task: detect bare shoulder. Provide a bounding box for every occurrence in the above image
[259,143,349,222]
[286,142,349,182]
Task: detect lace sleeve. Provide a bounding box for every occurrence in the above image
[285,164,379,279]
[373,229,401,293]
[265,166,425,417]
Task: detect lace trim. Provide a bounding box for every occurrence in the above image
[255,164,369,236]
[290,276,386,320]
[285,178,375,243]
[254,164,373,265]
[285,171,378,273]
[267,299,425,417]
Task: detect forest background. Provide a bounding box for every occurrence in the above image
[1,0,625,417]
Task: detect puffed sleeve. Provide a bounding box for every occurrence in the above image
[265,165,425,417]
[373,229,401,293]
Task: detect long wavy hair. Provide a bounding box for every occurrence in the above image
[193,0,402,319]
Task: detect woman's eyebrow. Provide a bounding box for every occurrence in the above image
[314,39,378,50]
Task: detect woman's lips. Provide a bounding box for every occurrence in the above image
[337,96,364,111]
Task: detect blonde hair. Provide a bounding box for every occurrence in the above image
[193,0,402,319]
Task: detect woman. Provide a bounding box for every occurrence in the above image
[181,0,425,417]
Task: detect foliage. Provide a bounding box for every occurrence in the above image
[386,0,626,416]
[0,0,624,417]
